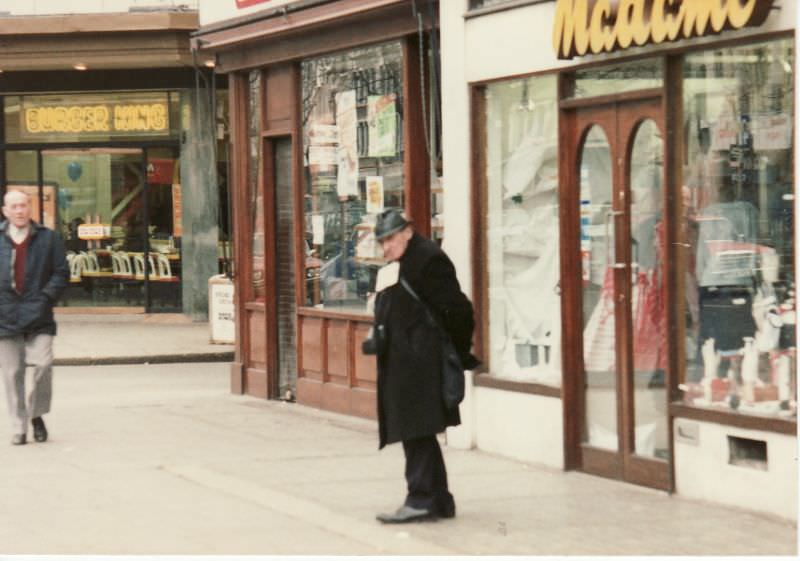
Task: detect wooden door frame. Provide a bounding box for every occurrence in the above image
[560,87,671,491]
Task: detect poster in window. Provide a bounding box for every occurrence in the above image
[365,176,384,214]
[308,145,337,166]
[311,214,325,245]
[172,182,183,238]
[368,94,397,157]
[752,114,792,151]
[336,90,359,197]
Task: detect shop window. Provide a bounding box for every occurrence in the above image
[485,74,561,386]
[569,58,662,99]
[680,38,796,419]
[301,41,404,311]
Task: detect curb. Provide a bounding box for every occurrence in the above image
[54,352,234,367]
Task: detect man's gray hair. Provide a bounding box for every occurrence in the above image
[3,190,31,206]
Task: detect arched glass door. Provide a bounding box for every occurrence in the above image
[570,96,670,490]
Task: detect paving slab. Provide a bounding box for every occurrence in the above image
[0,362,795,556]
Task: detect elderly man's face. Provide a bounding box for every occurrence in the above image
[2,191,32,228]
[379,226,413,262]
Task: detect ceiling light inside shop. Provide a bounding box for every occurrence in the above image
[73,63,88,71]
[204,60,216,68]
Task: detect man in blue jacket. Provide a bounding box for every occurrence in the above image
[0,190,68,445]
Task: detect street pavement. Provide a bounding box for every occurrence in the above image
[0,358,797,556]
[52,312,234,365]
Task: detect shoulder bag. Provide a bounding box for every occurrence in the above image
[399,277,465,410]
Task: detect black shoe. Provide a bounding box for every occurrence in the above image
[11,434,26,445]
[32,417,47,443]
[376,505,435,524]
[437,503,456,519]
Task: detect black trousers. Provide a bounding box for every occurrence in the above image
[402,435,455,514]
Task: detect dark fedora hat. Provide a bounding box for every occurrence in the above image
[374,208,411,241]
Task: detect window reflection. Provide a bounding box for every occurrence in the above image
[301,41,404,311]
[681,38,796,418]
[485,75,561,385]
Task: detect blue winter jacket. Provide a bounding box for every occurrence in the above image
[0,220,68,337]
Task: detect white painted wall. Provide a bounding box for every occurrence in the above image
[1,0,197,16]
[439,0,472,298]
[674,419,798,521]
[474,387,564,469]
[462,0,796,83]
[440,0,797,512]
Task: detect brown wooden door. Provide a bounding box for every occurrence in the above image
[567,95,671,490]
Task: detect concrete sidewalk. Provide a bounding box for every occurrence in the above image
[53,312,234,365]
[0,362,795,556]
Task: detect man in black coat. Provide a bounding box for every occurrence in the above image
[364,209,478,523]
[0,190,68,445]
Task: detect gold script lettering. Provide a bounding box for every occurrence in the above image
[589,0,614,54]
[553,0,591,59]
[552,0,774,59]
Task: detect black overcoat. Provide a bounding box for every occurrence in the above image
[0,220,69,337]
[374,233,478,449]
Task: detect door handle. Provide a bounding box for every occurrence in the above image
[610,263,627,269]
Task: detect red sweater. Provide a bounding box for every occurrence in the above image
[11,236,30,294]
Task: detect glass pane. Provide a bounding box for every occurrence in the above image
[275,138,297,396]
[146,147,182,311]
[301,41,404,311]
[571,59,662,99]
[485,75,561,385]
[248,70,266,301]
[5,150,41,222]
[629,119,668,460]
[682,38,796,419]
[581,125,617,450]
[43,148,144,307]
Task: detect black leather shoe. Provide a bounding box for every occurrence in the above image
[32,417,47,443]
[11,434,26,445]
[437,503,456,519]
[376,505,435,524]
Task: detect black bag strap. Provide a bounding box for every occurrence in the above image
[399,276,447,336]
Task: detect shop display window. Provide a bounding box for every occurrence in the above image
[301,41,404,311]
[680,38,796,419]
[570,58,662,99]
[485,74,561,386]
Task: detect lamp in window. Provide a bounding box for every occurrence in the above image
[516,80,536,112]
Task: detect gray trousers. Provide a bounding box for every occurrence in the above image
[0,334,54,435]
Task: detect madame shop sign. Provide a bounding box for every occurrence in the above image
[553,0,775,59]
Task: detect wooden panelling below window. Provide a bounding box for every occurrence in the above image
[300,316,324,373]
[245,367,269,399]
[326,320,350,381]
[353,323,377,386]
[296,313,377,420]
[230,362,245,395]
[247,309,267,366]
